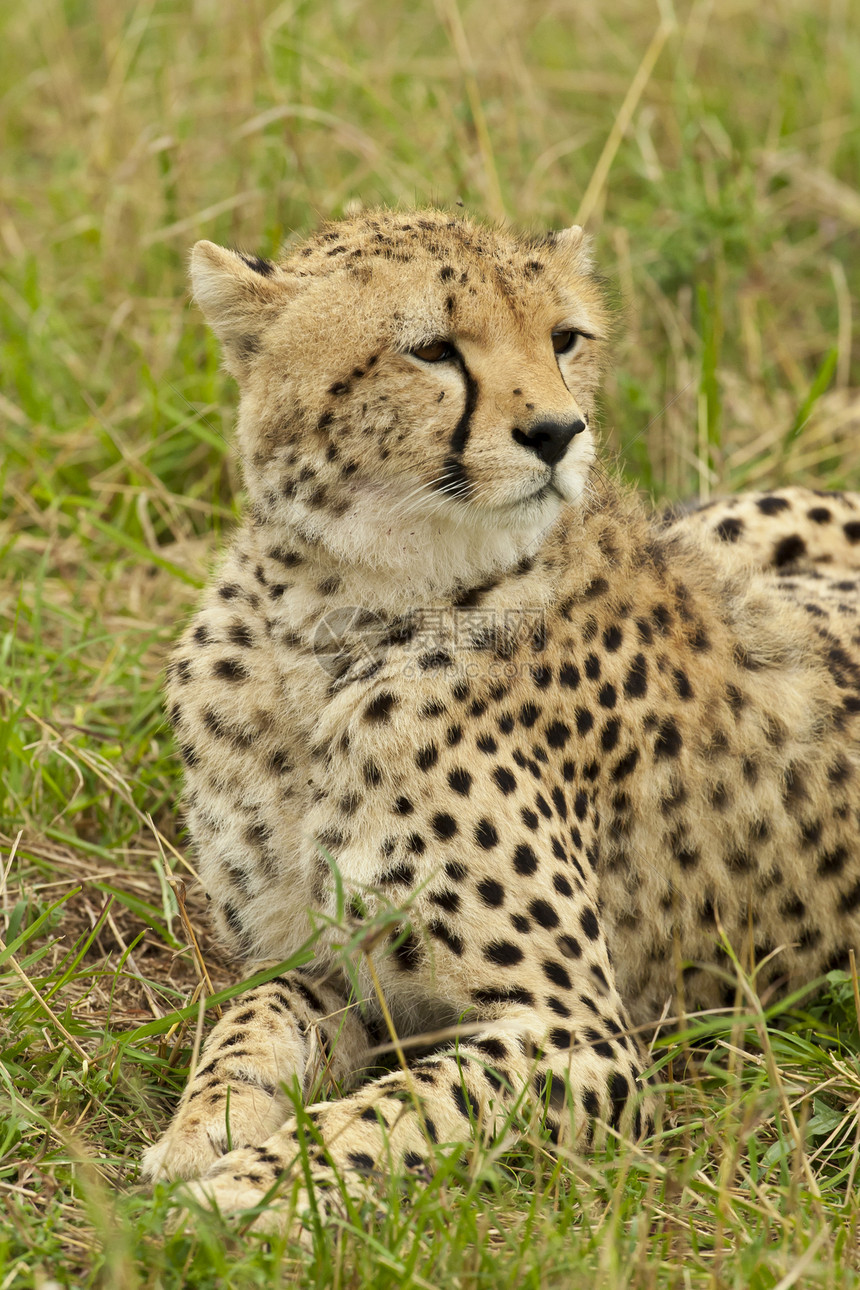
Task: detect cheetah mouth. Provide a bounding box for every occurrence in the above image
[529,480,565,504]
[510,475,568,512]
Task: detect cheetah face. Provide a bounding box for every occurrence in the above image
[191,210,609,552]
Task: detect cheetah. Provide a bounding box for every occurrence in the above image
[142,208,860,1232]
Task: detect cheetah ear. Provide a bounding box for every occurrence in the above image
[551,223,595,272]
[190,241,290,378]
[554,224,585,246]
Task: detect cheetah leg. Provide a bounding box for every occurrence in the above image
[179,1018,652,1232]
[142,969,372,1182]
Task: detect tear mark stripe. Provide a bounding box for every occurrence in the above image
[449,358,479,457]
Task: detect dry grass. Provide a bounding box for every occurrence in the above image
[2,0,860,1284]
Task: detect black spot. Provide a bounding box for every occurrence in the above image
[546,996,570,1017]
[174,658,192,683]
[513,843,538,875]
[484,940,524,966]
[673,668,693,700]
[474,1037,508,1061]
[445,767,471,797]
[543,960,572,989]
[432,813,457,839]
[451,1081,480,1121]
[575,708,594,735]
[477,878,505,907]
[363,760,382,787]
[585,1027,614,1060]
[476,733,498,754]
[346,1150,376,1175]
[715,517,744,542]
[381,862,414,886]
[416,745,438,771]
[429,920,464,955]
[475,819,498,849]
[609,1072,629,1128]
[553,873,573,898]
[528,899,560,929]
[551,786,568,821]
[580,907,600,940]
[545,721,570,749]
[725,849,753,873]
[406,833,426,855]
[757,495,790,516]
[710,782,731,810]
[597,683,617,709]
[838,881,860,913]
[675,844,700,869]
[392,927,422,971]
[213,658,249,682]
[773,534,807,566]
[493,766,517,794]
[582,1089,600,1117]
[228,624,254,648]
[818,847,847,877]
[520,702,541,728]
[844,522,860,544]
[420,699,447,720]
[420,650,453,671]
[429,888,461,917]
[783,762,807,808]
[560,663,580,689]
[601,720,620,752]
[780,895,806,920]
[394,796,414,815]
[473,986,534,1008]
[611,748,639,781]
[365,691,398,723]
[654,718,682,758]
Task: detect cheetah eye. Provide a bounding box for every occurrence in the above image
[551,329,581,355]
[410,340,456,363]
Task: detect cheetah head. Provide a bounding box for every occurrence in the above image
[191,209,609,584]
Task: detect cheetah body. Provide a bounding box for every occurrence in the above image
[143,210,860,1227]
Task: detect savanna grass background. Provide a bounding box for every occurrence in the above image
[3,0,860,1285]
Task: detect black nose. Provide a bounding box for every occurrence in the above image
[512,418,587,466]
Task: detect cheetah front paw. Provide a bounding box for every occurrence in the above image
[177,1144,343,1237]
[182,1149,289,1226]
[142,1088,291,1182]
[142,1123,225,1184]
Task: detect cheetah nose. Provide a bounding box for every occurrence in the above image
[513,417,587,467]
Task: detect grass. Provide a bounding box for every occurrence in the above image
[2,0,860,1283]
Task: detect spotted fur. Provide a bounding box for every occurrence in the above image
[142,209,860,1234]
